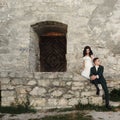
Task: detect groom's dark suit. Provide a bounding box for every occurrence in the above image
[90,65,109,107]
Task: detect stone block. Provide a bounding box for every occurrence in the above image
[68,98,79,106]
[110,101,120,107]
[8,72,16,78]
[30,87,46,96]
[66,81,72,86]
[15,72,25,78]
[42,73,58,79]
[0,78,10,84]
[48,99,58,106]
[72,81,84,86]
[16,87,27,94]
[34,72,42,79]
[74,91,80,97]
[73,74,87,81]
[2,91,15,97]
[59,81,66,87]
[2,97,15,106]
[58,98,68,106]
[80,97,89,105]
[57,72,73,80]
[51,90,63,97]
[30,98,46,107]
[52,81,60,86]
[72,86,84,90]
[89,96,103,106]
[28,80,37,86]
[0,72,8,78]
[38,79,51,87]
[11,78,27,85]
[63,94,74,99]
[81,91,96,97]
[1,85,14,90]
[23,72,34,78]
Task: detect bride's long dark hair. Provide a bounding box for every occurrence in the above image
[83,46,93,57]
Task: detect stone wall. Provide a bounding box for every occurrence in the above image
[1,72,120,109]
[0,0,120,110]
[0,0,120,77]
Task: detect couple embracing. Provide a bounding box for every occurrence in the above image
[81,46,111,109]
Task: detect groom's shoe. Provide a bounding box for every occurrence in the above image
[96,89,100,95]
[106,105,112,110]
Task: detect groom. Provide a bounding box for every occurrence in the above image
[90,57,111,109]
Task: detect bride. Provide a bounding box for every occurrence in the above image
[81,46,94,79]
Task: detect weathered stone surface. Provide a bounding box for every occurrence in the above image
[51,90,63,97]
[30,87,46,96]
[1,73,120,109]
[110,101,120,107]
[63,94,74,99]
[8,72,16,78]
[0,0,120,109]
[72,86,84,90]
[52,81,60,86]
[58,98,68,106]
[28,80,37,85]
[38,79,51,87]
[0,0,119,76]
[68,98,79,106]
[1,85,14,90]
[11,78,27,85]
[16,87,27,94]
[89,96,103,105]
[48,99,58,106]
[81,91,96,97]
[2,97,15,106]
[0,78,10,84]
[66,81,72,86]
[30,98,46,107]
[2,91,15,97]
[72,82,84,86]
[80,97,89,105]
[0,72,8,78]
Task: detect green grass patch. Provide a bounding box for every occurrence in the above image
[75,103,114,111]
[0,105,36,114]
[110,89,120,102]
[29,112,92,120]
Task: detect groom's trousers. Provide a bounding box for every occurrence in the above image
[91,78,109,106]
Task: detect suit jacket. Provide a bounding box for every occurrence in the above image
[90,65,105,80]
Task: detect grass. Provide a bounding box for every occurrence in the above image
[1,103,120,120]
[0,105,36,114]
[41,114,92,120]
[29,112,92,120]
[110,89,120,102]
[75,103,114,111]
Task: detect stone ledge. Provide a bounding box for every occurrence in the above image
[0,73,120,109]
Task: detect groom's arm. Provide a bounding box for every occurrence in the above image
[90,67,94,77]
[90,67,97,80]
[97,66,104,78]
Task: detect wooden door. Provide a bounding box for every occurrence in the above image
[40,36,67,72]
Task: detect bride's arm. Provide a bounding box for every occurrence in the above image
[91,55,94,60]
[82,60,85,70]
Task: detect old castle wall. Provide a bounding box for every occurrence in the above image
[0,0,120,108]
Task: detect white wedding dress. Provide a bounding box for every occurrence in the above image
[81,56,93,79]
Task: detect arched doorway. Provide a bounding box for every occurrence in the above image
[31,21,67,72]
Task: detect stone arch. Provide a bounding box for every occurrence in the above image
[30,21,68,72]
